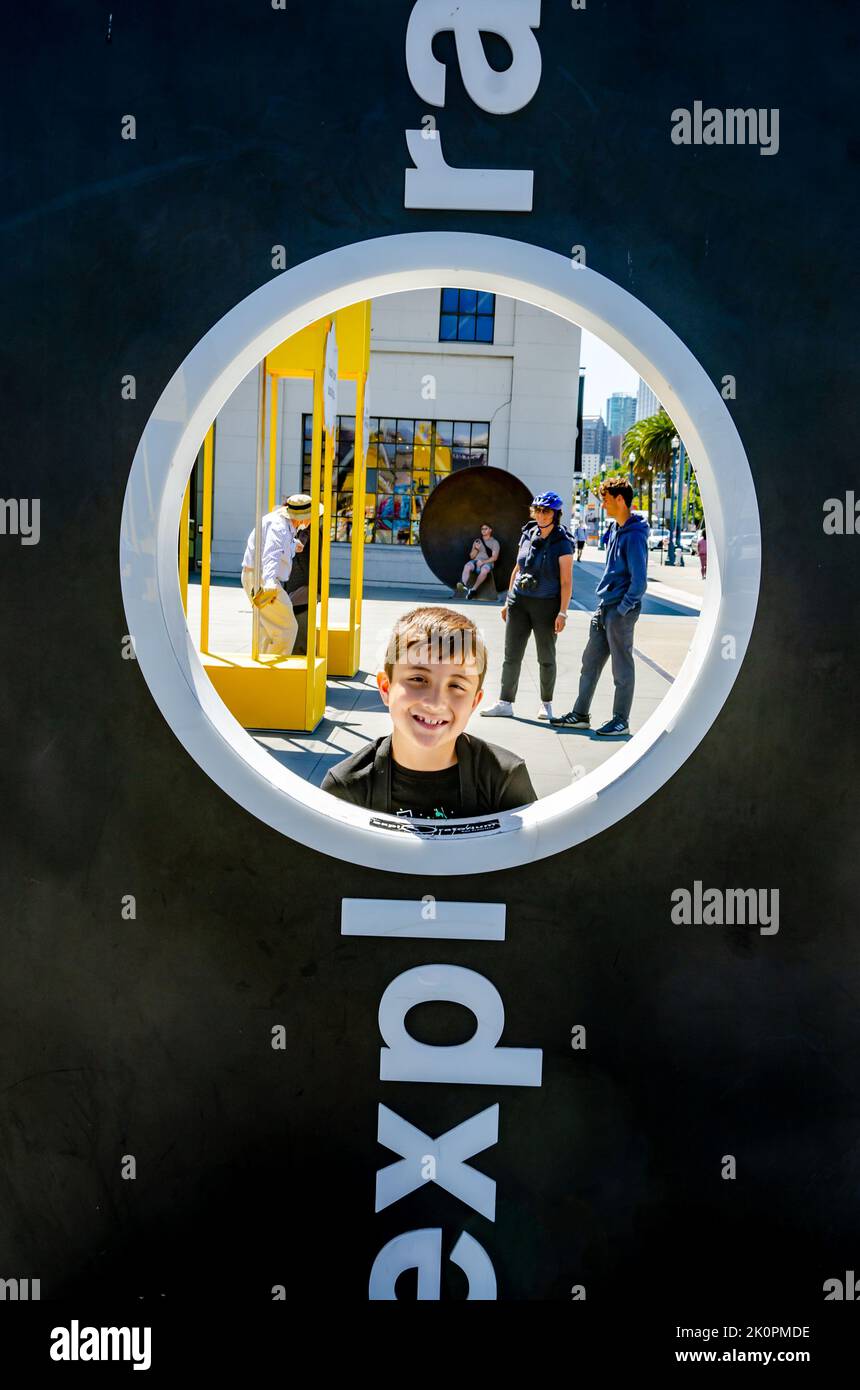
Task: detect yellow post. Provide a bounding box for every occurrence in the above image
[199,424,214,652]
[305,357,325,727]
[178,478,191,612]
[267,373,278,512]
[350,368,368,644]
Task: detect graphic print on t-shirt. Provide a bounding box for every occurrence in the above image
[390,760,461,821]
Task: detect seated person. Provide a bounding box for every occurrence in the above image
[321,606,536,819]
[453,523,500,600]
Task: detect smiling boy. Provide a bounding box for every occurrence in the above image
[321,607,536,819]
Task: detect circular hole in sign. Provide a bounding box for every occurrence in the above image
[120,232,760,876]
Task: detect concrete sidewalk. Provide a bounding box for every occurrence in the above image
[186,578,698,800]
[576,543,706,606]
[571,547,702,617]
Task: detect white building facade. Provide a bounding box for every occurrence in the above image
[636,378,659,421]
[205,289,581,587]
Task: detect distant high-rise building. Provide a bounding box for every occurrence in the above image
[606,393,636,452]
[636,379,659,421]
[581,414,607,455]
[580,415,608,477]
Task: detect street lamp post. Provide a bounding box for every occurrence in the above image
[572,472,583,546]
[675,441,686,567]
[598,463,607,548]
[667,435,679,565]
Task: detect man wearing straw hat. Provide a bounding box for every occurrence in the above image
[240,493,320,656]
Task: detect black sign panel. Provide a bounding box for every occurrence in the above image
[0,1,857,1359]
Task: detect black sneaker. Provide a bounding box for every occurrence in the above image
[595,717,630,737]
[550,709,591,728]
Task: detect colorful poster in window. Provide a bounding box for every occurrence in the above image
[305,414,489,544]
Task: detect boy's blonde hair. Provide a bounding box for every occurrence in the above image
[383,606,488,690]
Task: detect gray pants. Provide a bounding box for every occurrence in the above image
[500,595,559,703]
[575,602,641,722]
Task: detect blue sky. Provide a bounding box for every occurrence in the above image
[580,328,640,418]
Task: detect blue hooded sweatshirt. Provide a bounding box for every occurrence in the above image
[596,514,649,614]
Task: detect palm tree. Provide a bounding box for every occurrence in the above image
[622,418,658,520]
[624,409,685,526]
[686,470,703,526]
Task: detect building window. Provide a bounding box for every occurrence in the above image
[439,288,495,343]
[301,415,490,546]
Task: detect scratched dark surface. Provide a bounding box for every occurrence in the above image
[0,0,858,1314]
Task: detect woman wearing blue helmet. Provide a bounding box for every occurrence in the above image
[481,491,574,722]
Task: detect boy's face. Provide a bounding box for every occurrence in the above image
[602,491,624,521]
[378,642,484,763]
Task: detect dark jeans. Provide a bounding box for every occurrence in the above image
[291,605,309,656]
[500,595,559,703]
[575,602,641,722]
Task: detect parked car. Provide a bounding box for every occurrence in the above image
[648,528,671,550]
[680,530,699,552]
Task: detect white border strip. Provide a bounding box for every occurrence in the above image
[341,899,506,941]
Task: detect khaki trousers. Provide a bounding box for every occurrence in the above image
[241,568,298,656]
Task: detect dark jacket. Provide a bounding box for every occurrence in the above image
[321,733,537,817]
[595,514,649,614]
[284,522,320,612]
[511,521,575,600]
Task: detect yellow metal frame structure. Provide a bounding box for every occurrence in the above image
[331,301,370,677]
[182,301,371,733]
[266,301,371,679]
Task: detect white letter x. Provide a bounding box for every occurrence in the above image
[375,1104,499,1220]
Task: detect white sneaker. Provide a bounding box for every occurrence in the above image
[480,699,514,718]
[538,703,554,721]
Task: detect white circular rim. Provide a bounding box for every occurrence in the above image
[119,231,760,876]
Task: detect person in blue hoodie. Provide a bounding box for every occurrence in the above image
[552,475,649,736]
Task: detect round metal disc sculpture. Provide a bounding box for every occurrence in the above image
[419,466,534,601]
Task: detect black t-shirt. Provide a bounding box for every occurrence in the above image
[321,733,537,817]
[390,759,462,821]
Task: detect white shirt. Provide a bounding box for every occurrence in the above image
[242,508,297,586]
